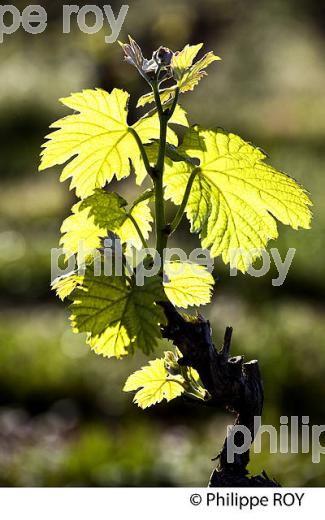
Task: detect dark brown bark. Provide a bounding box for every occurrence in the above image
[161,301,280,487]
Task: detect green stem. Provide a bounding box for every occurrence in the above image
[131,189,154,206]
[151,80,170,262]
[152,76,164,119]
[129,127,154,180]
[170,168,198,233]
[154,171,168,259]
[132,79,180,266]
[154,121,168,260]
[127,213,149,249]
[168,87,180,119]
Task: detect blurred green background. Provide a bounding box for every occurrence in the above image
[0,0,325,486]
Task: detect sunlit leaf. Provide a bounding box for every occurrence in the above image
[164,126,312,272]
[39,88,187,197]
[123,358,185,409]
[60,189,152,260]
[163,261,214,308]
[172,43,204,80]
[176,50,220,93]
[70,270,166,358]
[81,189,152,250]
[51,272,83,301]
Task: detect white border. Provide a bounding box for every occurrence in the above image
[0,488,323,519]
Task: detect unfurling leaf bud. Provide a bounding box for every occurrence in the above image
[164,351,181,375]
[153,46,173,67]
[119,35,159,81]
[119,36,144,74]
[120,37,174,82]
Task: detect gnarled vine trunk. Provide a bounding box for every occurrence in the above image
[161,301,280,487]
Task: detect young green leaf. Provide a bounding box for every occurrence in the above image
[60,189,152,260]
[164,126,312,272]
[175,51,220,93]
[163,261,214,308]
[39,88,188,197]
[172,43,204,80]
[137,44,220,107]
[123,358,185,409]
[52,272,84,301]
[164,349,210,401]
[124,350,210,409]
[80,189,152,250]
[70,270,166,358]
